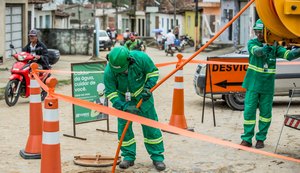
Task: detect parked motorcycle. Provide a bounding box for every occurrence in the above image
[180,35,195,49]
[4,44,59,106]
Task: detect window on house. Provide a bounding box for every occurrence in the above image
[28,11,31,32]
[167,19,169,30]
[122,18,129,32]
[187,16,191,28]
[34,17,37,28]
[171,19,173,28]
[39,16,43,28]
[155,16,159,29]
[45,15,50,28]
[161,18,164,28]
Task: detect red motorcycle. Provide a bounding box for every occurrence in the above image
[4,44,50,106]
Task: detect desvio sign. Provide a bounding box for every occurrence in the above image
[205,57,248,93]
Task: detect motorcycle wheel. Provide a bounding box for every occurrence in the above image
[4,79,21,107]
[181,45,185,51]
[188,40,195,47]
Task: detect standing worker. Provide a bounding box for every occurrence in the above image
[104,46,166,171]
[240,19,300,148]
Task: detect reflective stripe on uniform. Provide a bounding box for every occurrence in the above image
[259,116,271,123]
[251,45,260,54]
[284,50,290,59]
[42,132,60,145]
[107,92,118,101]
[30,94,41,103]
[121,138,136,147]
[146,70,159,79]
[131,70,158,97]
[244,120,256,125]
[132,86,143,97]
[144,137,163,145]
[248,64,276,74]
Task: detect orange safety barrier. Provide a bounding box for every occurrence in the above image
[168,54,191,130]
[20,63,43,159]
[41,77,61,173]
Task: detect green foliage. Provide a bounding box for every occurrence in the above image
[86,0,130,8]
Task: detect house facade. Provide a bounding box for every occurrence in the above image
[181,4,201,46]
[0,0,28,62]
[199,0,221,45]
[219,0,256,47]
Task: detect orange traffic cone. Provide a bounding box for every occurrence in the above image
[20,63,43,159]
[41,77,61,173]
[169,54,193,131]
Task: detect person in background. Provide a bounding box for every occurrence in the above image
[106,27,112,40]
[111,28,118,46]
[124,32,144,51]
[104,46,166,171]
[240,19,300,149]
[165,29,175,51]
[173,26,179,39]
[122,28,131,45]
[22,29,50,70]
[22,29,51,99]
[156,32,163,50]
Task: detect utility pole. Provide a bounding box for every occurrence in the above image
[78,5,82,29]
[92,0,100,59]
[115,0,118,30]
[195,0,199,50]
[173,0,176,29]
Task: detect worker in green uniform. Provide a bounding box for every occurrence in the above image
[240,19,300,148]
[104,46,166,171]
[124,32,144,51]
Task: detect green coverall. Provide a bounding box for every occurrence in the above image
[104,50,164,162]
[125,39,142,51]
[241,38,300,144]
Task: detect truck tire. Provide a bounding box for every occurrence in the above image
[224,93,245,111]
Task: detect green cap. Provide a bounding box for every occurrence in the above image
[108,46,130,73]
[253,19,264,30]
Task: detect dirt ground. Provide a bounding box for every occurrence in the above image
[0,47,299,173]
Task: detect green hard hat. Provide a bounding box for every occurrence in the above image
[253,19,264,30]
[108,46,130,73]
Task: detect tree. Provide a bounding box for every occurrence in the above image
[86,0,130,8]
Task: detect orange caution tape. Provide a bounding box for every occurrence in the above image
[49,92,300,164]
[35,59,300,74]
[32,62,300,164]
[32,73,49,92]
[33,69,300,164]
[38,69,104,74]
